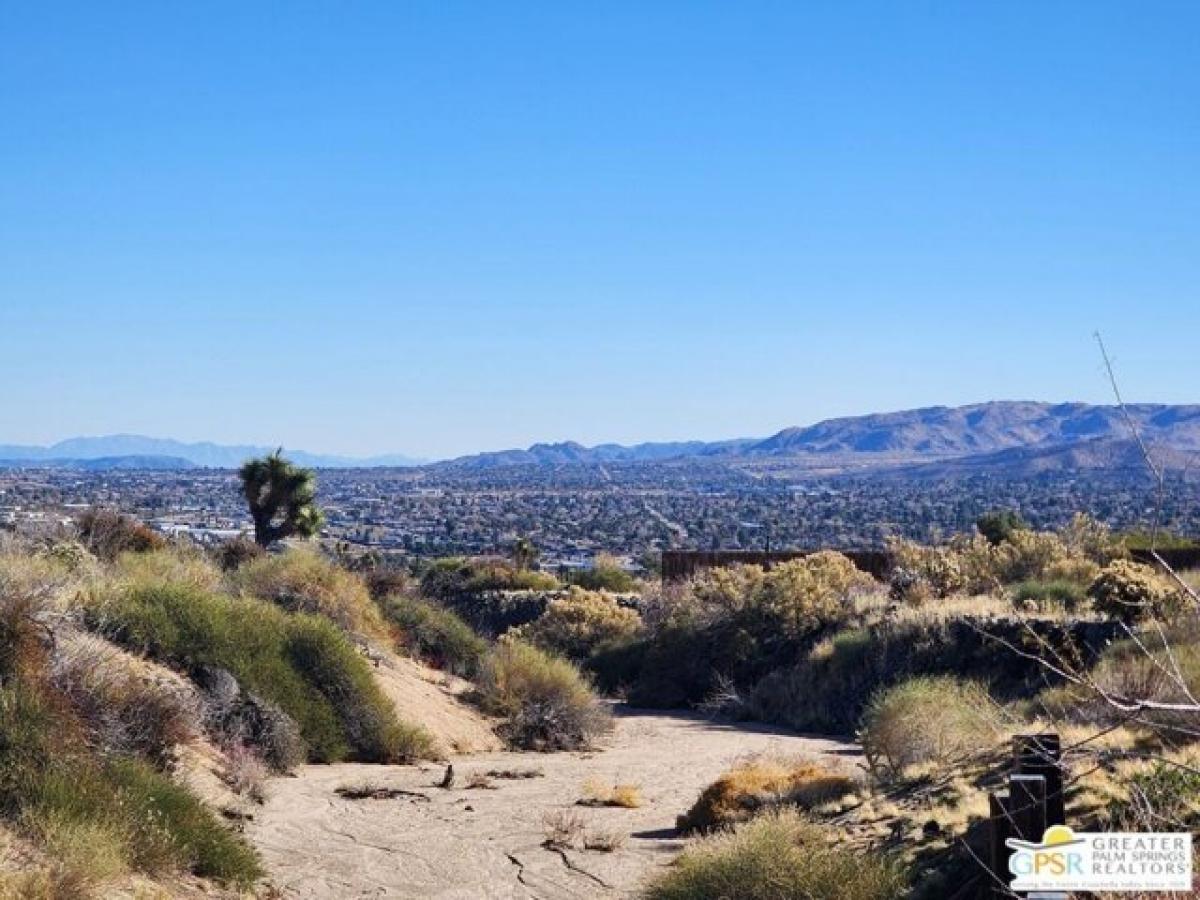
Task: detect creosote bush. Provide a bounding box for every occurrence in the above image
[567,553,638,593]
[234,548,387,638]
[510,587,643,662]
[642,810,905,900]
[860,677,1005,781]
[379,594,487,678]
[677,757,857,834]
[475,639,612,751]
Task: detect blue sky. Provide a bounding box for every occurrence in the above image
[1,3,1197,459]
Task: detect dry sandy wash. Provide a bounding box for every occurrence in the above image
[247,707,858,899]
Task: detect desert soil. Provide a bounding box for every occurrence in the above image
[247,707,859,899]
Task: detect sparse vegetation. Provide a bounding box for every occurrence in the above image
[677,757,856,833]
[642,810,906,900]
[859,677,1006,781]
[87,581,433,763]
[234,547,388,638]
[510,587,642,662]
[475,639,612,750]
[379,594,487,678]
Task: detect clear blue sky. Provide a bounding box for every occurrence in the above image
[2,3,1197,459]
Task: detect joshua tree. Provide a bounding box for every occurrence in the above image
[512,536,538,571]
[239,449,325,547]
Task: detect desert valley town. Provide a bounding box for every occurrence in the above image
[2,4,1199,899]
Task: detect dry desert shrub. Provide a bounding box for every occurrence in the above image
[48,630,203,765]
[643,810,905,900]
[859,676,1006,781]
[1088,559,1184,623]
[234,548,387,638]
[74,509,165,562]
[584,827,626,852]
[510,587,643,662]
[580,778,643,808]
[222,742,269,803]
[677,757,857,834]
[542,808,587,848]
[210,536,265,572]
[476,639,612,751]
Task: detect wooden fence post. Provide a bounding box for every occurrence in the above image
[1014,733,1064,827]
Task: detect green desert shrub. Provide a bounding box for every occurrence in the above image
[285,615,435,761]
[88,583,431,763]
[642,809,905,900]
[381,594,487,678]
[976,509,1029,546]
[0,673,262,889]
[860,677,1005,781]
[510,587,643,662]
[1089,560,1183,623]
[677,757,857,834]
[567,553,638,593]
[419,557,560,603]
[1106,758,1200,831]
[1010,579,1088,613]
[475,639,612,751]
[234,548,388,638]
[115,546,224,592]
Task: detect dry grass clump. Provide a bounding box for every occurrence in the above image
[542,808,587,848]
[584,826,627,852]
[464,772,495,790]
[579,778,643,808]
[860,677,1006,781]
[222,743,269,803]
[677,757,857,834]
[510,587,643,662]
[643,809,906,900]
[476,639,612,751]
[114,546,224,593]
[234,548,387,638]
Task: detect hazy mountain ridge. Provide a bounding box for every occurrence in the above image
[0,435,426,469]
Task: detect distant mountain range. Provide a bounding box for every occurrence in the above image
[3,402,1198,477]
[439,401,1200,479]
[0,436,425,469]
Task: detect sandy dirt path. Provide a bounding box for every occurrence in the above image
[248,707,858,899]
